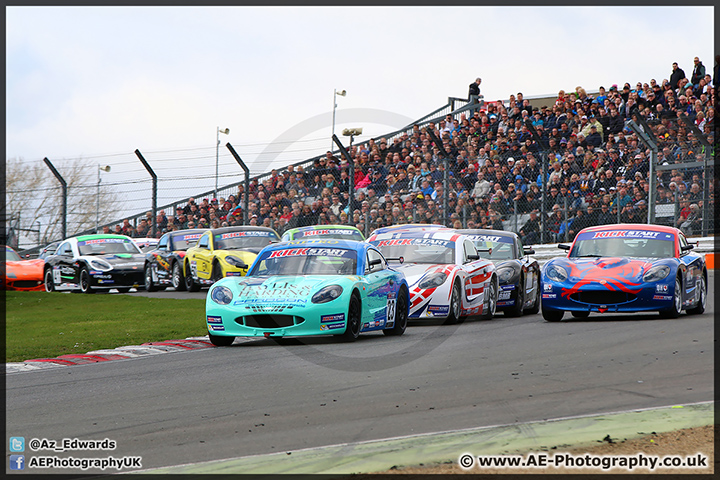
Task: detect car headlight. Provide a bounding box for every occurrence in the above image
[89,259,112,271]
[210,286,233,305]
[225,255,246,268]
[418,272,448,289]
[311,285,343,304]
[545,265,568,283]
[642,265,671,283]
[496,266,516,283]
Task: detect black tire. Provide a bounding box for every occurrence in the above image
[44,269,54,292]
[211,262,223,283]
[505,277,525,317]
[571,311,590,318]
[659,276,682,318]
[481,276,498,319]
[79,267,94,294]
[542,305,563,322]
[525,274,541,315]
[384,288,408,336]
[208,332,235,346]
[185,262,200,292]
[172,261,187,291]
[144,264,158,292]
[687,274,706,315]
[445,281,462,324]
[340,293,362,341]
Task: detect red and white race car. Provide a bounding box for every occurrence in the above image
[367,228,498,323]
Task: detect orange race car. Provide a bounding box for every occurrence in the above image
[3,245,45,291]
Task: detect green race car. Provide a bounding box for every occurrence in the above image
[205,239,408,345]
[280,224,365,242]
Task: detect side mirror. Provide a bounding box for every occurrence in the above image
[369,258,382,267]
[558,244,571,251]
[523,247,535,255]
[681,244,694,251]
[466,253,480,261]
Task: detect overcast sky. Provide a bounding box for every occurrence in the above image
[5,5,714,204]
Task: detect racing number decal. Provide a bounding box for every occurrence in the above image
[151,263,158,282]
[386,296,396,328]
[53,266,61,284]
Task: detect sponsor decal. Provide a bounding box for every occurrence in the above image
[591,230,660,239]
[653,295,673,300]
[427,305,450,316]
[226,272,243,276]
[287,239,340,245]
[207,316,223,324]
[97,279,115,284]
[299,229,355,237]
[180,233,202,241]
[92,274,112,279]
[466,235,504,243]
[321,313,345,323]
[209,325,225,331]
[543,283,553,292]
[497,300,514,307]
[220,231,272,239]
[377,239,413,247]
[656,284,669,292]
[378,319,385,327]
[89,270,102,275]
[234,298,307,306]
[319,322,345,331]
[498,291,512,300]
[362,323,370,329]
[542,293,557,299]
[268,248,350,258]
[79,238,126,245]
[501,284,516,290]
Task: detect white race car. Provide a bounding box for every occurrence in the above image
[367,228,498,323]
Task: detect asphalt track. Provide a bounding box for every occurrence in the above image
[5,273,714,474]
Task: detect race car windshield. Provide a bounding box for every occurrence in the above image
[5,247,21,261]
[251,247,357,276]
[78,239,141,255]
[295,230,364,241]
[469,236,515,260]
[570,231,675,258]
[371,239,455,264]
[214,232,279,250]
[171,233,202,251]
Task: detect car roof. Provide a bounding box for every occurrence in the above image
[369,229,464,241]
[73,234,134,242]
[289,224,362,233]
[261,238,370,253]
[208,226,279,236]
[456,229,519,240]
[578,223,680,236]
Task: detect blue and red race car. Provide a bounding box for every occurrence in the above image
[540,224,707,321]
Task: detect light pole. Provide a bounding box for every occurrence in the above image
[96,165,111,233]
[215,127,230,199]
[332,89,346,151]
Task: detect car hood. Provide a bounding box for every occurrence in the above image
[227,275,352,301]
[392,263,452,286]
[81,254,145,268]
[6,259,44,277]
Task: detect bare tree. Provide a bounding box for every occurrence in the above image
[5,157,122,247]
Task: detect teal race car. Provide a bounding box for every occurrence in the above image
[280,224,365,242]
[205,239,408,345]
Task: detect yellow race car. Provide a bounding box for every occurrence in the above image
[183,226,280,292]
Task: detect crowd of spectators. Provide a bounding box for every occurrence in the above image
[112,57,716,245]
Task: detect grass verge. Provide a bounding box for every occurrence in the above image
[5,291,206,362]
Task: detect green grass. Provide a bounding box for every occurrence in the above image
[5,291,206,363]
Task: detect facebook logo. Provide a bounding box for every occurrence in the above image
[10,437,25,452]
[9,455,25,470]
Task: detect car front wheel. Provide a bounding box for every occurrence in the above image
[172,261,187,291]
[340,293,362,341]
[145,264,158,292]
[80,268,94,294]
[44,269,54,292]
[660,277,682,318]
